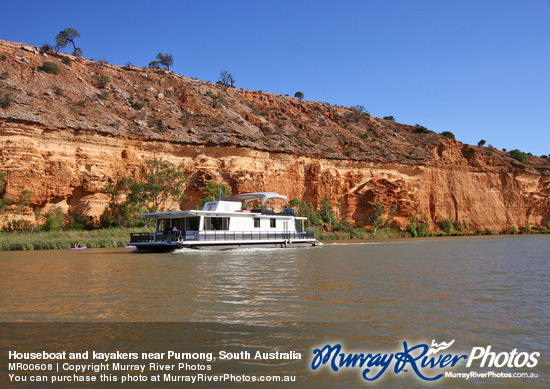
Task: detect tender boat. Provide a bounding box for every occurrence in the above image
[129,192,317,252]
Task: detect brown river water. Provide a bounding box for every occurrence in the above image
[0,235,548,388]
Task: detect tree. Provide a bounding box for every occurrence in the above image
[43,206,65,231]
[369,200,384,236]
[384,204,398,227]
[156,53,174,70]
[122,158,188,215]
[289,198,322,227]
[0,172,12,216]
[13,189,32,231]
[477,139,486,147]
[219,70,235,88]
[294,91,304,100]
[55,28,82,56]
[197,180,231,209]
[349,105,369,122]
[383,116,395,121]
[319,198,336,230]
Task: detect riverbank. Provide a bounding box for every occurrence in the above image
[0,228,151,251]
[0,226,547,251]
[312,226,549,241]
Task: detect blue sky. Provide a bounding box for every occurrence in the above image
[2,0,549,155]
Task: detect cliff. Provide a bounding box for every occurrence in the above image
[0,39,549,231]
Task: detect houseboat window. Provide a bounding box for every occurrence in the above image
[186,217,200,231]
[173,218,186,231]
[270,218,276,228]
[254,218,260,228]
[159,219,171,231]
[204,217,230,231]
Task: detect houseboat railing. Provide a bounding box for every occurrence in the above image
[130,231,314,243]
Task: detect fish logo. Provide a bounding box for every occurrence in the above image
[427,339,455,355]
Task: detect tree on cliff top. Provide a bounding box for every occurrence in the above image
[55,28,82,56]
[156,53,174,71]
[219,70,235,89]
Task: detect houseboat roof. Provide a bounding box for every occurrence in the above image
[222,192,288,207]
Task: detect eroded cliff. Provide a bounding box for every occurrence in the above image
[0,40,548,231]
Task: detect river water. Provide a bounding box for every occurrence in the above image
[0,235,548,388]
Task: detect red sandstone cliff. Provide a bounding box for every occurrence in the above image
[0,40,548,231]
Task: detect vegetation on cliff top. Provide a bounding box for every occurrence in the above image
[0,38,548,165]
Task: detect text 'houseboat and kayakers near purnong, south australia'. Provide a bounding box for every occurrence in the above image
[129,192,318,252]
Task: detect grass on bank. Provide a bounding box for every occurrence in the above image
[313,226,548,242]
[0,227,151,251]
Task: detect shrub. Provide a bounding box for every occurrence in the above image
[43,207,65,231]
[148,61,160,69]
[349,105,369,122]
[128,96,145,110]
[61,57,71,66]
[0,54,7,61]
[0,71,8,80]
[408,222,417,237]
[93,74,110,89]
[383,116,395,121]
[295,91,304,100]
[415,124,431,134]
[440,131,455,140]
[345,148,357,157]
[1,93,14,108]
[39,61,61,75]
[509,149,528,163]
[441,219,453,234]
[205,91,227,108]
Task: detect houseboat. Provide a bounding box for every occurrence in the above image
[129,192,317,251]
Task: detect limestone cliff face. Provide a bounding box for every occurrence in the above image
[0,40,548,231]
